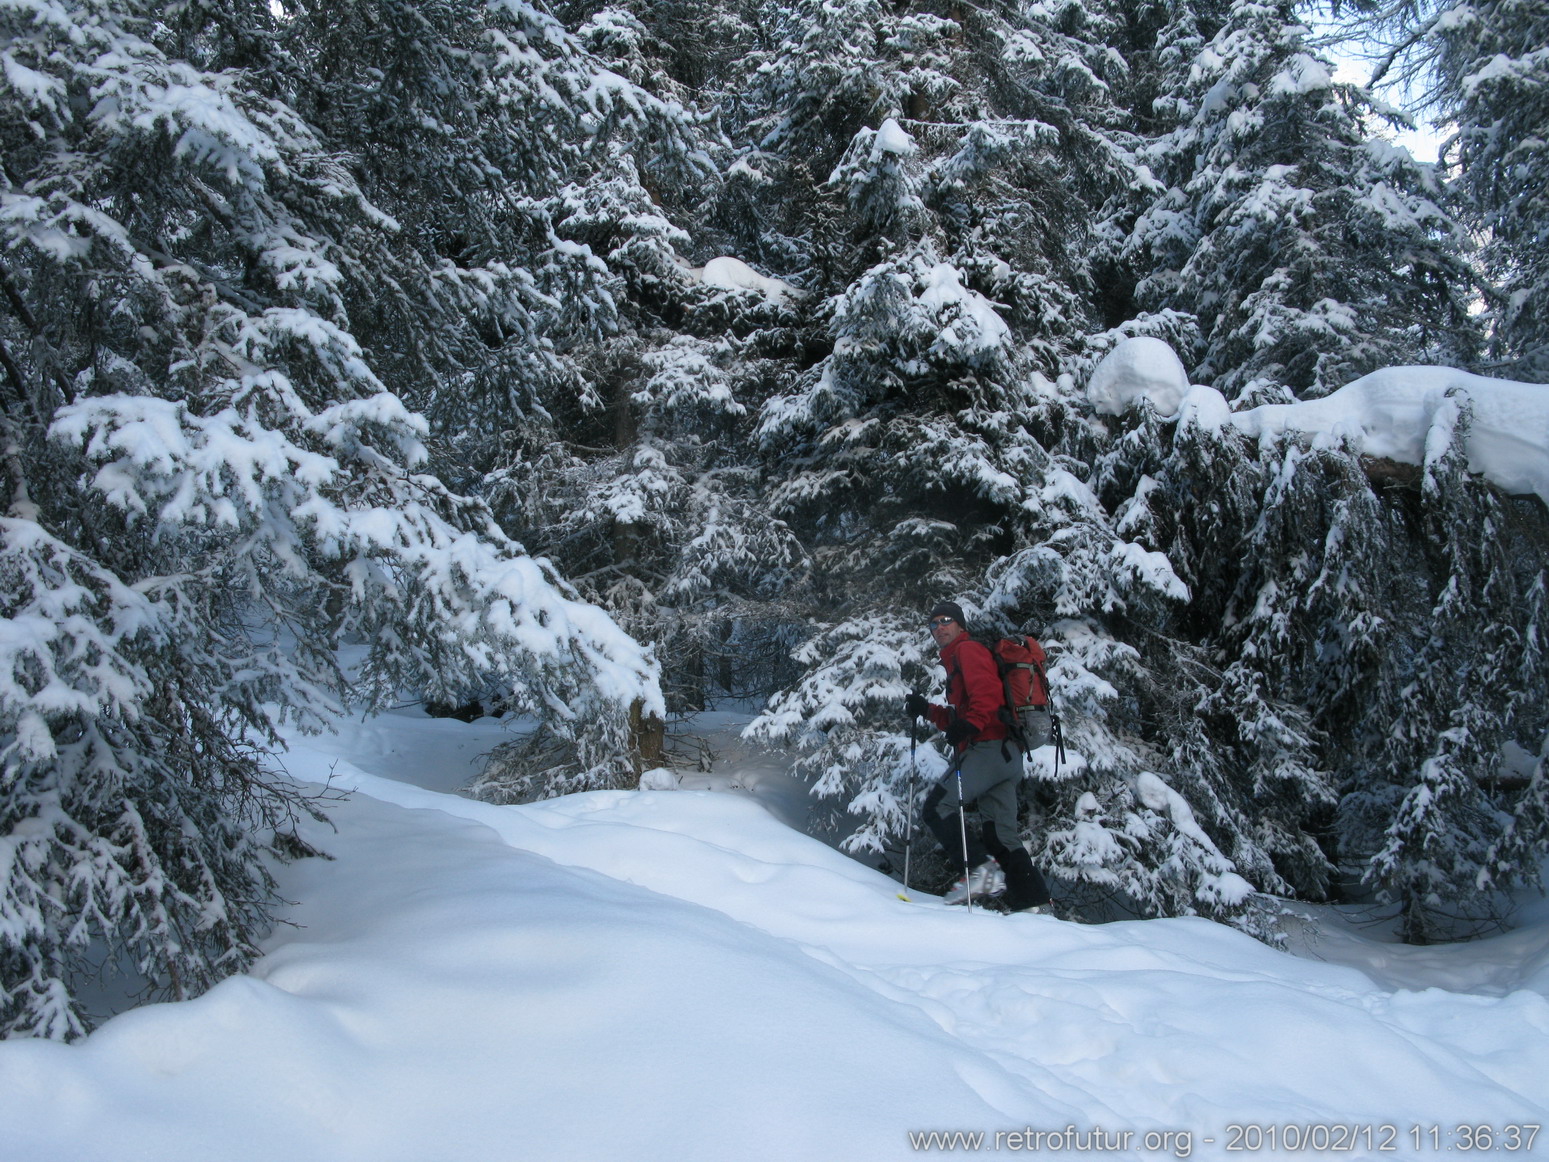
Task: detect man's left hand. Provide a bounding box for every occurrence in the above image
[943,720,976,748]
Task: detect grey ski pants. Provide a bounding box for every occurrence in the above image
[921,740,1051,908]
[922,739,1020,867]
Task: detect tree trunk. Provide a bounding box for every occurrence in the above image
[630,698,666,774]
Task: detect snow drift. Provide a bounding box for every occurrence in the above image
[1,711,1545,1161]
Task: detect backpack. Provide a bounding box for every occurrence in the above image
[974,634,1065,770]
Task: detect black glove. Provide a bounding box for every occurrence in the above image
[904,693,930,720]
[943,719,977,748]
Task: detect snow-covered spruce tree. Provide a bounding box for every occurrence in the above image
[1089,352,1549,940]
[413,3,827,764]
[703,0,1286,933]
[1482,739,1549,909]
[743,241,1079,849]
[1132,381,1448,903]
[727,0,1142,319]
[963,389,1288,937]
[746,292,1289,931]
[1477,573,1549,896]
[0,0,658,1038]
[1119,0,1480,399]
[1086,389,1342,903]
[495,0,1138,749]
[266,0,717,792]
[556,0,758,103]
[472,302,816,752]
[1349,397,1536,941]
[1426,0,1549,379]
[730,0,1146,605]
[272,0,712,450]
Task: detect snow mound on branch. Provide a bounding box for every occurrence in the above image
[916,261,1009,354]
[686,256,799,304]
[1090,339,1549,505]
[1087,337,1191,417]
[1233,366,1549,504]
[871,116,917,156]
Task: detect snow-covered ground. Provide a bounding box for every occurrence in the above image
[2,707,1547,1161]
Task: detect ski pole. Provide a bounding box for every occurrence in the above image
[898,716,918,901]
[955,759,973,912]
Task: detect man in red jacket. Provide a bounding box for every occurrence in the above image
[905,601,1051,912]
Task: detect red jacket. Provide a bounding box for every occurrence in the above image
[928,634,1008,749]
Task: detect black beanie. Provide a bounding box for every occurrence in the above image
[927,600,967,626]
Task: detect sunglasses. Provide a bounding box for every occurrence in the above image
[928,617,956,628]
